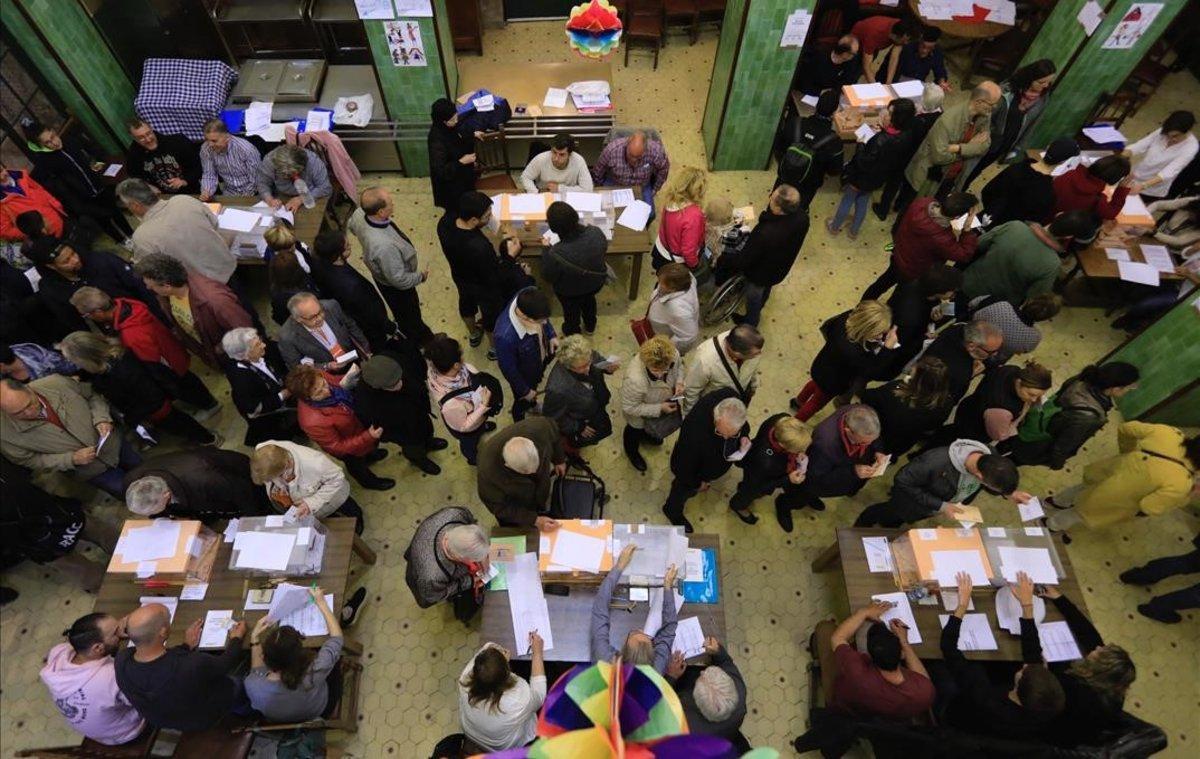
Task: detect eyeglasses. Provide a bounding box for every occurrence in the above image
[296,308,325,323]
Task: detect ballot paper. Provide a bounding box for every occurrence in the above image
[1105,248,1131,261]
[954,504,984,528]
[139,596,178,621]
[609,188,635,208]
[543,87,568,108]
[277,593,334,635]
[1050,155,1081,176]
[940,590,975,611]
[1140,244,1176,273]
[96,427,112,451]
[869,454,893,478]
[180,582,209,601]
[335,349,359,364]
[862,537,895,573]
[304,109,332,133]
[871,592,922,644]
[354,0,395,19]
[890,80,925,99]
[995,586,1045,633]
[549,529,606,573]
[998,546,1059,584]
[267,582,313,622]
[199,610,234,648]
[507,552,553,654]
[120,520,182,563]
[672,616,706,659]
[223,519,240,543]
[233,531,296,571]
[938,614,999,651]
[1018,497,1045,522]
[1037,620,1083,662]
[103,163,123,177]
[218,208,262,233]
[264,515,285,528]
[931,550,990,587]
[617,200,653,231]
[244,101,274,133]
[800,94,820,108]
[565,192,603,214]
[643,586,686,637]
[508,193,548,215]
[849,82,890,101]
[1117,261,1161,287]
[854,124,876,143]
[685,548,704,582]
[1081,124,1126,146]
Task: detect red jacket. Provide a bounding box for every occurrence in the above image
[893,197,979,281]
[656,203,705,268]
[0,170,65,241]
[298,384,377,459]
[1052,166,1128,220]
[110,297,190,376]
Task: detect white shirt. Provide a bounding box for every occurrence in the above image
[249,357,279,384]
[457,645,547,751]
[307,321,340,351]
[1127,130,1199,198]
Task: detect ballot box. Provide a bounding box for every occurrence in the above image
[227,515,328,577]
[108,519,219,584]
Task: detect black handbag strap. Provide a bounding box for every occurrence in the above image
[712,335,748,400]
[1142,449,1195,473]
[550,245,606,278]
[438,384,476,408]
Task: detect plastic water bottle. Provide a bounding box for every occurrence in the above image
[294,177,316,209]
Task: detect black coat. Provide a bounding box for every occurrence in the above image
[307,258,394,348]
[922,324,977,404]
[36,248,165,340]
[809,311,897,396]
[981,160,1056,227]
[724,207,809,287]
[952,364,1023,443]
[351,346,434,445]
[541,226,608,297]
[883,279,941,378]
[29,136,106,211]
[86,353,170,427]
[223,340,291,421]
[122,449,267,524]
[797,49,863,95]
[427,124,475,211]
[738,413,796,493]
[670,388,750,487]
[436,212,504,306]
[860,381,954,456]
[844,128,916,192]
[126,133,201,194]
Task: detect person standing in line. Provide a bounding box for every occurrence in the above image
[427,98,477,213]
[663,390,750,533]
[722,184,809,327]
[827,99,917,240]
[540,201,608,336]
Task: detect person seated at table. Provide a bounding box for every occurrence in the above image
[852,16,918,84]
[854,438,1025,528]
[114,603,247,732]
[520,132,593,193]
[250,440,364,526]
[134,252,255,367]
[542,334,617,450]
[354,353,448,475]
[861,191,979,301]
[220,327,299,445]
[258,144,332,214]
[681,325,763,416]
[40,612,146,746]
[590,130,670,207]
[861,355,955,457]
[0,164,66,242]
[777,405,885,527]
[542,201,609,336]
[425,334,500,466]
[493,287,557,421]
[286,363,394,491]
[1123,110,1198,199]
[308,230,396,348]
[1053,154,1132,221]
[729,414,811,525]
[791,300,899,421]
[620,335,683,473]
[117,177,236,284]
[0,342,76,382]
[0,376,141,498]
[458,636,546,752]
[198,118,262,199]
[245,588,345,724]
[940,572,1066,740]
[896,26,950,91]
[665,636,749,749]
[962,210,1100,305]
[592,544,678,673]
[427,98,477,213]
[981,137,1080,227]
[278,292,370,372]
[403,506,490,621]
[664,390,750,533]
[476,416,565,531]
[966,292,1059,363]
[124,117,200,196]
[796,34,862,96]
[123,448,267,523]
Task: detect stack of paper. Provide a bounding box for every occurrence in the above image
[1037,620,1083,662]
[543,87,568,109]
[233,531,297,571]
[862,536,895,573]
[617,200,652,231]
[276,591,335,635]
[507,552,554,655]
[1082,124,1127,146]
[938,613,999,650]
[244,101,273,133]
[642,586,685,637]
[890,80,926,99]
[1117,261,1160,287]
[997,546,1059,584]
[218,208,262,233]
[304,109,332,133]
[118,521,182,563]
[1140,245,1176,273]
[671,616,705,659]
[564,192,603,214]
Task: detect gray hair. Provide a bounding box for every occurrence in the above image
[556,334,592,368]
[58,331,122,374]
[921,83,945,113]
[621,635,653,665]
[126,476,171,516]
[69,286,113,314]
[964,319,1002,346]
[115,178,159,208]
[844,405,881,437]
[444,524,489,562]
[202,118,229,135]
[221,327,261,361]
[694,666,740,722]
[286,291,319,316]
[272,144,308,175]
[713,397,748,428]
[502,437,540,475]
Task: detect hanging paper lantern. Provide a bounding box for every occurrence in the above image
[565,0,623,60]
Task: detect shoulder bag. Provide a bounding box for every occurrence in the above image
[630,292,658,345]
[712,335,749,402]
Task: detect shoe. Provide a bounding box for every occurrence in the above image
[202,430,225,447]
[847,227,858,241]
[806,496,826,512]
[481,421,497,432]
[793,732,822,754]
[411,457,441,475]
[825,219,841,236]
[427,437,450,451]
[789,396,800,412]
[1137,603,1182,624]
[641,434,664,447]
[0,587,17,606]
[192,402,221,423]
[486,349,498,361]
[341,587,368,627]
[582,325,595,335]
[775,502,794,533]
[1119,566,1160,586]
[661,506,693,534]
[871,202,888,221]
[468,331,484,348]
[732,508,759,525]
[359,477,395,491]
[627,448,648,472]
[1045,496,1068,510]
[366,448,389,463]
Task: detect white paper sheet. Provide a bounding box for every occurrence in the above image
[244,101,274,133]
[940,590,975,611]
[139,596,178,621]
[564,192,603,214]
[1140,244,1175,273]
[1037,620,1083,662]
[1117,261,1161,287]
[218,208,262,233]
[916,529,938,541]
[508,193,547,215]
[871,591,922,644]
[1024,527,1045,537]
[930,550,990,587]
[685,548,704,582]
[277,593,334,635]
[393,0,433,17]
[543,87,568,109]
[1018,497,1045,522]
[986,527,1007,538]
[862,537,895,573]
[1121,193,1151,218]
[938,613,999,651]
[266,582,313,622]
[507,552,554,654]
[354,0,394,19]
[120,521,181,563]
[800,94,820,108]
[180,582,209,601]
[1077,0,1105,35]
[233,531,296,571]
[472,94,495,113]
[549,530,606,573]
[103,163,123,177]
[305,110,331,133]
[1105,248,1131,261]
[854,124,876,144]
[1081,125,1126,145]
[223,519,239,543]
[998,546,1059,584]
[995,586,1045,633]
[642,586,685,637]
[617,200,652,231]
[671,616,706,658]
[890,80,926,99]
[609,188,635,208]
[199,610,234,648]
[849,82,890,101]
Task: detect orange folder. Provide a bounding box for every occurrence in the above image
[538,519,614,574]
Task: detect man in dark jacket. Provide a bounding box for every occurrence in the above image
[125,118,201,195]
[723,185,808,327]
[981,138,1079,227]
[476,416,565,530]
[729,413,811,525]
[797,35,862,95]
[666,637,749,749]
[309,230,396,348]
[862,192,979,301]
[437,191,504,346]
[882,265,962,379]
[779,405,885,529]
[541,201,609,335]
[123,448,269,524]
[493,287,557,420]
[427,98,476,212]
[277,293,370,370]
[354,353,447,475]
[779,89,844,208]
[663,389,750,533]
[921,319,1003,404]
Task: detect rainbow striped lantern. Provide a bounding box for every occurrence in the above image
[565,0,623,60]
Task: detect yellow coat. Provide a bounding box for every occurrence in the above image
[1076,422,1197,529]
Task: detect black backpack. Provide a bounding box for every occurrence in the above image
[779,130,839,188]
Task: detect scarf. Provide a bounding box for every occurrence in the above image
[944,119,976,181]
[464,559,486,600]
[1017,89,1041,113]
[307,383,355,410]
[767,427,802,473]
[839,416,870,461]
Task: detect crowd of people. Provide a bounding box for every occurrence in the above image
[1,15,1198,757]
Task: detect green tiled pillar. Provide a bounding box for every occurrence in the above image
[702,0,816,171]
[1019,0,1090,73]
[364,2,459,177]
[3,0,134,154]
[1109,297,1200,424]
[1023,0,1187,149]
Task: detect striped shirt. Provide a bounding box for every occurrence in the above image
[199,136,262,196]
[590,136,670,194]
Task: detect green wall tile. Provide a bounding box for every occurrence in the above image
[1112,296,1200,420]
[1020,0,1089,72]
[701,0,748,158]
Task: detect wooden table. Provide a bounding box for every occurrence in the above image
[206,194,329,266]
[909,0,1011,40]
[812,527,1090,662]
[481,532,727,663]
[1076,238,1182,282]
[457,60,616,141]
[92,518,374,650]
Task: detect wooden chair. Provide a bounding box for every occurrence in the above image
[235,653,365,738]
[692,0,728,43]
[624,0,666,69]
[473,132,519,192]
[14,729,158,758]
[663,0,698,44]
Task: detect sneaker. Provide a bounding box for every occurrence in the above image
[661,506,693,534]
[486,349,498,362]
[427,437,450,451]
[1137,603,1181,624]
[468,331,484,348]
[846,227,858,241]
[825,219,841,236]
[340,587,368,627]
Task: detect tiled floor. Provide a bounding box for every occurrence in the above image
[2,20,1198,758]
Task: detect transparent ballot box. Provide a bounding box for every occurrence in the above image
[888,526,1064,592]
[228,516,327,577]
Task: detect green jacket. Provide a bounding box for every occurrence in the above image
[904,99,992,195]
[962,221,1062,304]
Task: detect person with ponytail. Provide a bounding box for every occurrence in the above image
[458,633,546,751]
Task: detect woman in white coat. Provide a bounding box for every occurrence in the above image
[646,263,700,355]
[620,336,684,472]
[249,440,364,532]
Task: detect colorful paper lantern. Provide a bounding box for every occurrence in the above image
[565,0,623,60]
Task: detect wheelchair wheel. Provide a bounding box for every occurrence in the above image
[701,275,746,326]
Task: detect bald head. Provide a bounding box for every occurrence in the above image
[360,186,392,219]
[770,184,801,215]
[970,81,1002,116]
[126,603,170,646]
[624,131,646,165]
[0,379,36,418]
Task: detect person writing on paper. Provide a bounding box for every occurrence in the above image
[729,414,811,526]
[257,144,332,214]
[476,416,566,531]
[199,118,262,199]
[939,571,1066,740]
[665,637,748,749]
[541,335,618,449]
[854,438,1027,528]
[245,587,344,723]
[1052,154,1133,221]
[403,506,490,621]
[520,133,593,194]
[1123,110,1198,198]
[114,602,247,732]
[458,634,546,751]
[591,544,679,673]
[778,405,886,525]
[278,293,370,373]
[40,613,146,745]
[791,300,899,421]
[663,391,750,533]
[249,441,365,527]
[590,130,670,207]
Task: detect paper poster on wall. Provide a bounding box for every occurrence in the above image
[780,10,813,48]
[1102,3,1163,49]
[393,0,434,16]
[385,20,428,67]
[354,0,394,19]
[1076,0,1104,36]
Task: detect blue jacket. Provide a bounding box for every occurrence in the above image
[493,288,556,399]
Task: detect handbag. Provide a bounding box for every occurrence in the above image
[643,408,683,439]
[630,292,658,345]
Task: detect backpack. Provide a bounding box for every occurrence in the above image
[778,130,839,189]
